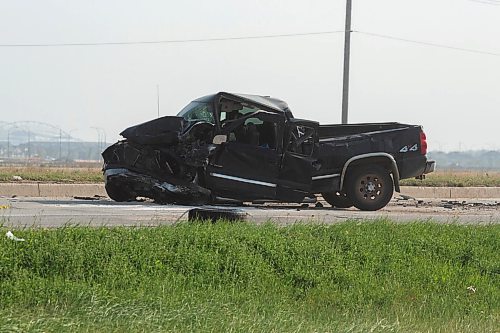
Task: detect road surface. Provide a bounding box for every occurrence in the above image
[1,196,499,227]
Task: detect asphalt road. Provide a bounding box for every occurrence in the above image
[1,196,499,227]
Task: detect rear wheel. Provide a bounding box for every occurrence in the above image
[345,165,394,211]
[322,191,353,208]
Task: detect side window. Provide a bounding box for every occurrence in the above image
[219,100,256,126]
[227,116,277,149]
[287,125,315,156]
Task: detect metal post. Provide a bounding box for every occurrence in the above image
[91,127,100,161]
[157,84,160,118]
[59,129,62,160]
[27,130,30,163]
[67,133,71,163]
[341,0,352,124]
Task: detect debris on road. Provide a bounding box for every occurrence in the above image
[398,194,415,201]
[439,200,500,209]
[188,207,248,222]
[394,195,430,208]
[73,195,106,201]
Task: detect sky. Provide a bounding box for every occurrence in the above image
[0,0,499,151]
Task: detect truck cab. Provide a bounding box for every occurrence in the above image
[178,92,319,202]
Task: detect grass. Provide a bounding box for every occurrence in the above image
[401,170,500,187]
[0,166,102,183]
[1,167,500,187]
[0,221,498,332]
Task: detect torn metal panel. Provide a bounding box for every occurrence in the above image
[120,116,186,145]
[104,168,211,205]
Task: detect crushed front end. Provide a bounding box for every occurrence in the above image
[102,116,216,204]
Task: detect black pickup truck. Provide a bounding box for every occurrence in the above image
[102,92,435,211]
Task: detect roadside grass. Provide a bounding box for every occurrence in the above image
[1,167,500,187]
[0,221,498,332]
[0,167,102,183]
[400,170,500,187]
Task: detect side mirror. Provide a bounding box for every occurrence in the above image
[212,134,227,145]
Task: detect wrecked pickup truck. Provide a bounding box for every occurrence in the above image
[102,92,435,211]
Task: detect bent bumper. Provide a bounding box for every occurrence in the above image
[423,160,436,174]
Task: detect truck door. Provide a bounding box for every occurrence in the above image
[276,120,318,201]
[205,112,284,201]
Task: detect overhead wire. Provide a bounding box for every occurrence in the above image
[0,30,343,47]
[353,30,500,58]
[466,0,500,5]
[0,27,498,58]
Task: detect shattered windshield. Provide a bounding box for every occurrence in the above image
[177,102,215,124]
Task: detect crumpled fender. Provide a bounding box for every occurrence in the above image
[120,116,186,145]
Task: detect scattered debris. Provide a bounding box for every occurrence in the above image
[12,175,23,181]
[0,204,10,210]
[394,195,431,208]
[6,231,25,242]
[467,285,477,294]
[74,196,100,201]
[398,194,415,201]
[188,207,247,222]
[439,200,500,209]
[73,195,106,201]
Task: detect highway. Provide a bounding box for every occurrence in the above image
[1,196,499,227]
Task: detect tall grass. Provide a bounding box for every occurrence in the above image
[401,170,500,187]
[0,167,102,183]
[1,167,500,187]
[0,221,498,332]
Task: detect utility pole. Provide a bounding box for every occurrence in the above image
[157,84,160,118]
[59,129,62,161]
[341,0,352,124]
[6,130,9,158]
[27,130,31,164]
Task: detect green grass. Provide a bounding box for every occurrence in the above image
[0,221,498,332]
[2,167,500,187]
[400,170,500,187]
[0,167,102,183]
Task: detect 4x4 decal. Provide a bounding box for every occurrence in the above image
[399,144,418,153]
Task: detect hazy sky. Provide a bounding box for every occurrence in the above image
[0,0,499,151]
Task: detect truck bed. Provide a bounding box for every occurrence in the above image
[318,122,411,139]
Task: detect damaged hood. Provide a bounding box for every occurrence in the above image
[120,116,186,145]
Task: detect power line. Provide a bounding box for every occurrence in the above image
[467,0,500,5]
[0,31,343,48]
[354,30,500,57]
[1,28,498,59]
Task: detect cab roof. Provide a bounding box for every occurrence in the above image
[193,92,291,114]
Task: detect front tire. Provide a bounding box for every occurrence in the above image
[105,181,137,202]
[345,165,394,211]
